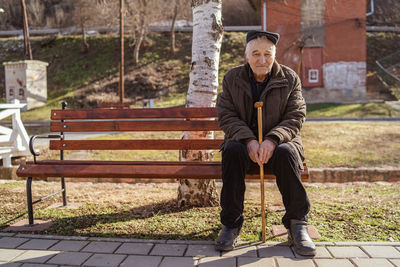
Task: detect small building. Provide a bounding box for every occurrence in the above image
[3,60,48,110]
[250,0,367,103]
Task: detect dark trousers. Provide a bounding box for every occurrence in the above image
[220,141,310,229]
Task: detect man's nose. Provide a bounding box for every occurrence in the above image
[259,56,266,64]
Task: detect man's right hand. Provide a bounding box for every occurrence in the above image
[247,139,262,165]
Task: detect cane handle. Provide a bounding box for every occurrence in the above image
[254,102,263,109]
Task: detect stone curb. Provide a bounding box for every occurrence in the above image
[308,167,400,183]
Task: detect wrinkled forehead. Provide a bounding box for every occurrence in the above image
[247,37,276,54]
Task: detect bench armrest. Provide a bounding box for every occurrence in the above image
[29,134,62,163]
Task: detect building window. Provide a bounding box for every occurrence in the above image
[308,69,319,83]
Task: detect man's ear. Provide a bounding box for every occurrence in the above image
[244,52,249,63]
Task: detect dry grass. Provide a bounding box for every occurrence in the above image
[301,122,400,167]
[1,180,399,242]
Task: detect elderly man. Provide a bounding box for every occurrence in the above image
[215,30,315,256]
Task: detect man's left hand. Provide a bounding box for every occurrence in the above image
[258,139,276,165]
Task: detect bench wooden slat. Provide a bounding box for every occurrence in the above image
[50,120,220,132]
[18,161,309,180]
[51,108,218,120]
[25,160,222,166]
[17,163,274,179]
[50,139,224,150]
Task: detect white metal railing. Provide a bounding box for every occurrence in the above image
[0,100,30,167]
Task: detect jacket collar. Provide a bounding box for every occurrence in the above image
[235,61,288,99]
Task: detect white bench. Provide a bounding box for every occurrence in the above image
[0,100,30,167]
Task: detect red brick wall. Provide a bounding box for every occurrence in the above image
[267,0,302,72]
[266,0,366,71]
[324,0,366,63]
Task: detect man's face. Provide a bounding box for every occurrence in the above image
[245,38,276,79]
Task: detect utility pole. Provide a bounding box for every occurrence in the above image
[119,0,125,104]
[21,0,32,60]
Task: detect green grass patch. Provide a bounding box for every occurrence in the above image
[307,103,400,117]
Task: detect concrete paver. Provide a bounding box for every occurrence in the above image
[114,242,153,255]
[361,245,400,258]
[258,245,295,258]
[159,256,197,267]
[17,239,59,250]
[48,240,89,252]
[81,241,121,253]
[222,245,257,257]
[0,238,29,249]
[0,233,15,237]
[16,234,87,241]
[276,258,315,267]
[237,257,275,267]
[46,251,92,266]
[389,259,400,267]
[326,246,369,258]
[198,256,236,267]
[0,262,21,267]
[20,264,58,267]
[12,250,59,264]
[150,244,187,256]
[0,249,25,262]
[294,247,332,259]
[351,258,394,267]
[82,253,126,267]
[334,242,400,246]
[185,245,220,257]
[119,255,162,267]
[314,259,354,267]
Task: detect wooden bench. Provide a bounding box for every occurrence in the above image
[17,103,309,225]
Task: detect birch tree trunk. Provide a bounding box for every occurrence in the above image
[177,0,223,207]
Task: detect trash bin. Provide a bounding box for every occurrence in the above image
[3,60,48,111]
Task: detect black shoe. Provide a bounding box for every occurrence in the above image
[215,225,241,251]
[287,219,316,257]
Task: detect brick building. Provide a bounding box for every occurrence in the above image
[253,0,367,103]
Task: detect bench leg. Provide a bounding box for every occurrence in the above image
[61,177,67,206]
[26,177,34,225]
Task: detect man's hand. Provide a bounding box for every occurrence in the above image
[259,139,276,165]
[247,140,261,165]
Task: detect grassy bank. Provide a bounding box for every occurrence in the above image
[1,33,399,122]
[0,180,398,242]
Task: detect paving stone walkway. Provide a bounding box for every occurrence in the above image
[1,233,400,266]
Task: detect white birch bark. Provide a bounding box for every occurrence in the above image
[177,0,223,207]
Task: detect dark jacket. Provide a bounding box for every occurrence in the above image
[216,61,306,169]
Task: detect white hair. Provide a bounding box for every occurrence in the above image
[245,36,276,56]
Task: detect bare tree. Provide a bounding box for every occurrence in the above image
[72,0,96,53]
[177,0,223,207]
[71,0,118,53]
[25,0,44,27]
[126,0,167,65]
[169,0,191,54]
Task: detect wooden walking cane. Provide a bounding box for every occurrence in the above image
[254,101,266,242]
